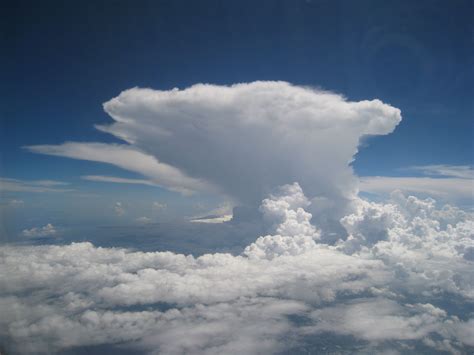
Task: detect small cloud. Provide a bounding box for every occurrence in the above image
[33,180,70,187]
[9,199,24,207]
[21,223,57,238]
[136,216,152,224]
[152,201,167,210]
[189,201,234,223]
[114,202,125,216]
[190,214,233,224]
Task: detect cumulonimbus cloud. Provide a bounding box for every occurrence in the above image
[26,81,401,214]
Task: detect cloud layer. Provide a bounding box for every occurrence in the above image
[1,184,473,354]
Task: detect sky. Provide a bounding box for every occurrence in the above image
[1,1,473,354]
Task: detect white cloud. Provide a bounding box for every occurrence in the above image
[359,176,473,202]
[21,223,57,238]
[10,82,473,353]
[307,299,454,341]
[189,201,233,223]
[244,183,320,259]
[0,178,72,193]
[136,216,152,224]
[2,185,473,354]
[360,165,474,206]
[8,199,24,207]
[26,81,401,222]
[32,180,70,187]
[82,175,158,187]
[190,214,233,224]
[152,201,167,210]
[114,202,125,216]
[407,164,474,179]
[26,143,212,195]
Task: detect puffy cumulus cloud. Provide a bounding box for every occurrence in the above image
[338,191,474,301]
[1,185,473,354]
[26,81,401,218]
[21,223,57,238]
[244,183,320,259]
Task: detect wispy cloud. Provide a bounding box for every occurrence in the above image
[82,175,157,187]
[32,180,71,187]
[190,214,233,224]
[359,176,473,201]
[26,143,213,195]
[8,199,24,207]
[404,164,474,179]
[0,178,72,193]
[360,165,474,203]
[189,201,234,224]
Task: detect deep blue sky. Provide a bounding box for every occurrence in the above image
[2,0,473,180]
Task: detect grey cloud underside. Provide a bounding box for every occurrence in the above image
[1,185,473,354]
